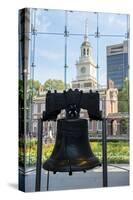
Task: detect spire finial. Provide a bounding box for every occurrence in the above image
[84,18,88,41]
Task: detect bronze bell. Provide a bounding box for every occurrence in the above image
[43,90,101,175]
[43,119,101,175]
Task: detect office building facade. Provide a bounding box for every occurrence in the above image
[107,40,128,89]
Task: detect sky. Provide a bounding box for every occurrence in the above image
[29,8,129,87]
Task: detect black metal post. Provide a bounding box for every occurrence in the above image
[102,118,108,187]
[35,118,43,191]
[46,171,50,191]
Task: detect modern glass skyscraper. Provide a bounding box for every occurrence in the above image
[106,40,128,89]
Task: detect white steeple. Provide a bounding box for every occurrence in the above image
[84,18,88,42]
[72,19,97,91]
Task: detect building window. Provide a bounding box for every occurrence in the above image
[41,103,45,112]
[72,83,80,89]
[33,104,37,114]
[37,103,41,113]
[34,127,37,133]
[97,121,102,131]
[84,82,92,88]
[87,48,89,55]
[83,48,86,56]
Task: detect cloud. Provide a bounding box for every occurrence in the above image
[35,10,51,32]
[108,14,126,28]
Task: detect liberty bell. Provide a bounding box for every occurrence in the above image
[43,89,102,175]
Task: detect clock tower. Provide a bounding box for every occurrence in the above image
[72,20,97,90]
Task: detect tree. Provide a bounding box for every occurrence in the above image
[33,80,41,96]
[28,80,41,96]
[44,79,65,91]
[118,78,129,112]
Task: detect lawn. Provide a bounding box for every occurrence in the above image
[19,138,129,166]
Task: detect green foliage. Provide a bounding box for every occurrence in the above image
[28,79,41,97]
[120,119,129,134]
[33,80,41,91]
[91,141,129,164]
[118,78,129,112]
[44,79,65,91]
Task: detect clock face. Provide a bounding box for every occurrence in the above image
[81,67,86,73]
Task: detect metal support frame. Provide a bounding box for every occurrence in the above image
[35,118,50,191]
[35,117,108,191]
[64,10,68,90]
[35,118,43,191]
[102,118,108,187]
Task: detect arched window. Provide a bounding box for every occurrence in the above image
[111,120,117,135]
[87,48,89,55]
[83,48,86,55]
